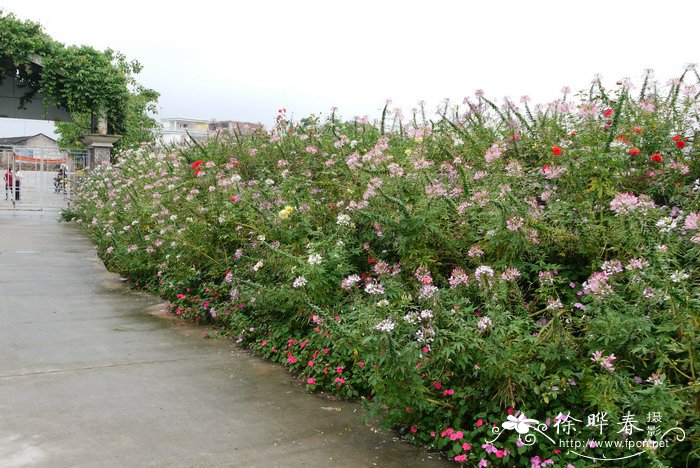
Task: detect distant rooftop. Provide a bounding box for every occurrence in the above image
[0,133,56,145]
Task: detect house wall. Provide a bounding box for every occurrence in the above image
[23,134,59,148]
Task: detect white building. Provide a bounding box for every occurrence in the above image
[157,117,264,144]
[159,117,212,144]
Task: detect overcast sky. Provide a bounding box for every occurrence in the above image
[1,0,699,138]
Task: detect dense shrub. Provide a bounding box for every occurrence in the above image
[68,69,700,466]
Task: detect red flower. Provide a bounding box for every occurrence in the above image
[229,194,240,203]
[629,147,640,156]
[633,126,642,133]
[672,134,682,141]
[603,108,614,117]
[677,140,686,149]
[191,160,203,169]
[651,153,663,163]
[551,145,562,156]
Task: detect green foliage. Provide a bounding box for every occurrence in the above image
[0,10,159,150]
[69,72,700,466]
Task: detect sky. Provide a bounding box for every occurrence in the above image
[1,0,699,138]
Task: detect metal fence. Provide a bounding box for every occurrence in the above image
[1,146,87,211]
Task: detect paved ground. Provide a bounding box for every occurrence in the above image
[1,170,70,212]
[0,211,448,468]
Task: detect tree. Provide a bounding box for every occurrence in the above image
[0,10,160,154]
[54,52,161,152]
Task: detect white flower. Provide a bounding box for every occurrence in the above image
[656,217,677,233]
[376,299,389,307]
[252,261,264,272]
[308,253,323,265]
[375,318,395,332]
[292,276,307,288]
[477,316,493,332]
[341,274,361,289]
[265,178,275,185]
[365,281,385,295]
[502,413,539,434]
[670,270,689,283]
[336,213,352,226]
[419,309,433,320]
[418,284,438,300]
[403,312,418,324]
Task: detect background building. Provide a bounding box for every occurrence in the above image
[158,118,263,144]
[159,117,211,144]
[0,133,59,150]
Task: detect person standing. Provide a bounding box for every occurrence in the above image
[3,168,12,201]
[14,168,22,201]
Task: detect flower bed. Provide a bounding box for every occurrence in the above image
[67,70,700,466]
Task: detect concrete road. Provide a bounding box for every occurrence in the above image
[0,211,448,468]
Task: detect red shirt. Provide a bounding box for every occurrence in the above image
[3,171,12,186]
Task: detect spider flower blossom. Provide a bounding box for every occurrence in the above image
[506,216,524,231]
[583,271,612,296]
[591,351,616,372]
[336,213,352,226]
[501,268,521,281]
[278,205,295,220]
[292,276,307,288]
[414,266,433,284]
[609,193,655,215]
[418,284,438,300]
[474,265,495,286]
[477,316,493,332]
[341,274,361,290]
[448,267,470,288]
[365,281,385,295]
[375,318,395,332]
[600,260,623,275]
[308,253,323,265]
[484,141,506,163]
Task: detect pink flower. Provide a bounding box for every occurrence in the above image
[450,431,464,441]
[462,442,471,451]
[307,378,316,384]
[454,454,467,463]
[357,361,365,367]
[476,419,484,427]
[441,428,454,437]
[414,266,433,284]
[443,388,455,396]
[307,361,314,367]
[333,377,345,384]
[409,427,417,433]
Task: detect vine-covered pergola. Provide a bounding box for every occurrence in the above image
[0,11,149,164]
